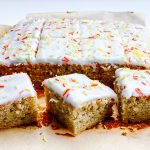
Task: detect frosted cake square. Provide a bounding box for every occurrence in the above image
[114,68,150,123]
[0,73,37,128]
[43,73,117,135]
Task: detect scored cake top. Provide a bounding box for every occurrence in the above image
[0,73,36,105]
[0,18,150,68]
[115,68,150,99]
[43,73,117,108]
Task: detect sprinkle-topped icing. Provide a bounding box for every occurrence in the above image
[115,22,150,68]
[0,18,45,66]
[80,20,121,41]
[41,18,80,39]
[0,73,36,105]
[115,68,150,99]
[0,18,150,68]
[37,37,125,65]
[43,73,117,108]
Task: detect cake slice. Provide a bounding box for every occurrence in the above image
[114,68,150,123]
[0,73,37,128]
[43,73,117,135]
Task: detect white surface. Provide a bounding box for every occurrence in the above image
[43,73,117,108]
[37,19,125,65]
[115,68,150,99]
[0,73,36,105]
[0,0,150,25]
[0,18,44,65]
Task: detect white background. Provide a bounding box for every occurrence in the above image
[0,0,150,25]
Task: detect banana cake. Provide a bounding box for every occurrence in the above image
[0,18,150,89]
[43,73,117,135]
[114,68,150,123]
[0,73,37,128]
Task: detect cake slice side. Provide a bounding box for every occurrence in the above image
[114,68,150,123]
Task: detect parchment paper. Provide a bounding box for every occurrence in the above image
[26,11,146,26]
[0,25,11,38]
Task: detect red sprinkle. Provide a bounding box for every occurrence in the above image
[133,76,138,80]
[69,32,74,35]
[0,85,4,88]
[132,38,137,41]
[3,44,9,50]
[135,88,143,96]
[120,85,126,90]
[5,56,10,60]
[142,82,146,85]
[22,36,28,41]
[62,57,70,63]
[13,54,16,57]
[35,27,39,30]
[91,83,98,87]
[63,89,70,97]
[71,79,76,82]
[88,36,94,39]
[72,39,77,42]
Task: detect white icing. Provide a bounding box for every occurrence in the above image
[43,73,117,108]
[36,38,68,64]
[0,18,45,66]
[80,20,121,41]
[0,73,36,105]
[124,41,150,68]
[41,18,80,39]
[115,22,150,68]
[91,39,126,64]
[0,18,150,68]
[115,68,150,99]
[37,38,93,65]
[37,37,126,65]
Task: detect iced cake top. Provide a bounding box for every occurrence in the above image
[42,19,121,40]
[115,68,150,99]
[0,18,150,68]
[116,22,150,68]
[0,18,44,66]
[43,73,117,108]
[37,38,125,65]
[0,73,36,105]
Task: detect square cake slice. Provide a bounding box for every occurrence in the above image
[0,73,37,128]
[43,73,117,135]
[114,68,150,123]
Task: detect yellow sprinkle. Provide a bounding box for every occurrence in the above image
[42,136,47,142]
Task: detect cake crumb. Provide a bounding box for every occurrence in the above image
[121,132,127,136]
